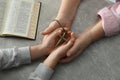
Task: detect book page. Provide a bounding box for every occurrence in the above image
[3,0,34,36]
[0,0,8,35]
[27,2,40,39]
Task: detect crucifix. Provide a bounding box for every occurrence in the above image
[54,19,70,47]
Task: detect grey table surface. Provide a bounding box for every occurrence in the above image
[0,0,120,80]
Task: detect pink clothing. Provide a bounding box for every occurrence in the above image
[98,1,120,37]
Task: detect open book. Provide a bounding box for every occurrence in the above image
[0,0,41,39]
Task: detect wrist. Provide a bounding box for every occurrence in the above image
[55,16,72,28]
[89,20,105,42]
[73,28,93,56]
[39,45,50,56]
[43,54,60,69]
[83,28,94,44]
[30,45,47,60]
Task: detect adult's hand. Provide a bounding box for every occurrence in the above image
[41,19,70,35]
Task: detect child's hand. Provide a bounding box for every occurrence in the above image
[30,28,63,60]
[60,30,92,63]
[60,20,104,63]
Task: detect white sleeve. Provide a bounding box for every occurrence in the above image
[0,47,31,70]
[29,63,54,80]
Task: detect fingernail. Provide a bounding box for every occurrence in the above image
[58,30,62,33]
[41,32,44,34]
[41,32,46,35]
[71,32,74,35]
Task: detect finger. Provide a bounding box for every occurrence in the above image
[64,32,76,47]
[49,28,62,39]
[66,35,79,57]
[60,50,80,63]
[43,35,48,40]
[67,41,79,56]
[70,32,76,42]
[59,32,75,54]
[64,27,70,31]
[41,22,58,35]
[66,32,75,42]
[64,39,74,50]
[67,31,72,34]
[53,38,74,56]
[57,37,75,53]
[60,57,73,63]
[67,43,79,57]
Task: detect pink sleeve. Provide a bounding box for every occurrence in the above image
[97,2,120,37]
[117,0,120,2]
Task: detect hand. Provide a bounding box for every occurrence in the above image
[30,28,62,60]
[41,28,63,55]
[41,19,70,35]
[60,30,93,63]
[60,20,105,63]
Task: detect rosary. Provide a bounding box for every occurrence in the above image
[54,19,70,47]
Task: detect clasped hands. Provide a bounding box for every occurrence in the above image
[40,20,77,64]
[41,27,75,62]
[34,18,93,69]
[37,19,92,67]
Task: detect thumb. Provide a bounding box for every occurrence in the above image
[41,22,58,35]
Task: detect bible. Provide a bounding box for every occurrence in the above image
[0,0,41,39]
